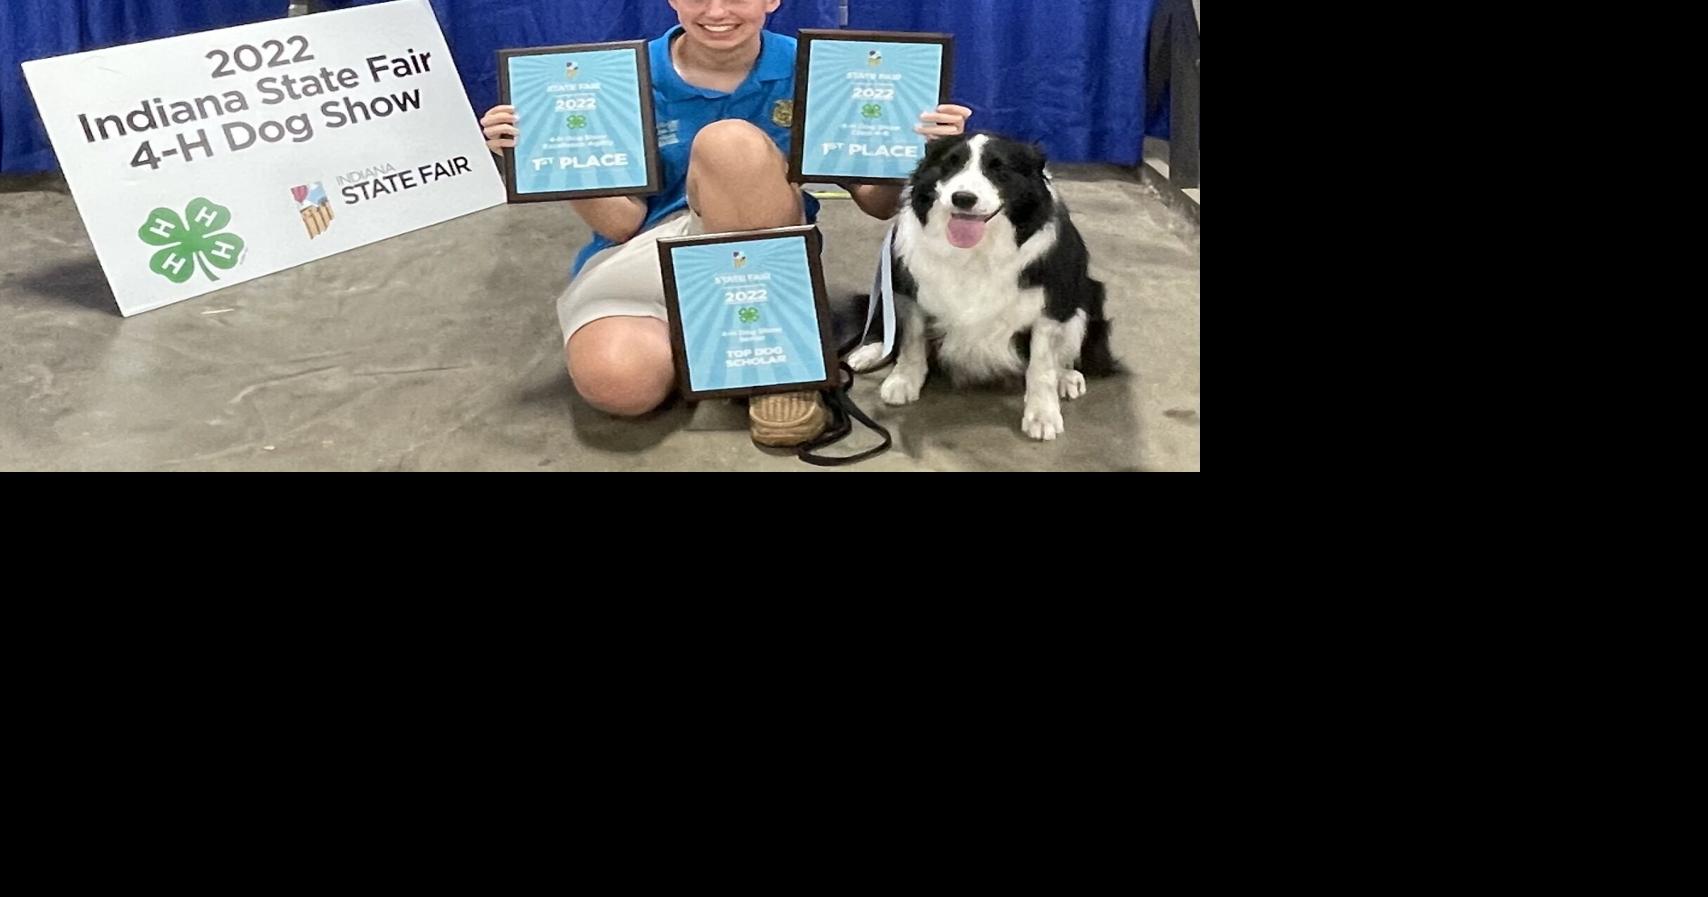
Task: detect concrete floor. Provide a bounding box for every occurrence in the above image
[0,163,1198,471]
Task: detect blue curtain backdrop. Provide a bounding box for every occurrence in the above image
[4,1,1163,172]
[845,0,1156,165]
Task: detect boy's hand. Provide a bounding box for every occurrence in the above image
[915,104,973,140]
[481,104,519,154]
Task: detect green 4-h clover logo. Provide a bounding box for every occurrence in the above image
[567,114,588,129]
[861,103,883,119]
[137,198,245,284]
[738,307,761,324]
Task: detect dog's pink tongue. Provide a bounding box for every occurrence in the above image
[948,215,987,248]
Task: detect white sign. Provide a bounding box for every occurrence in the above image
[22,0,505,316]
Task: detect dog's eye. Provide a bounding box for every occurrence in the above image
[986,157,1005,171]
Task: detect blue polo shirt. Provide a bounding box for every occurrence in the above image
[570,26,821,277]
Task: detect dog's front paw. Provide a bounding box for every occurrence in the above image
[1059,370,1086,400]
[1022,400,1064,441]
[846,342,889,373]
[880,367,924,405]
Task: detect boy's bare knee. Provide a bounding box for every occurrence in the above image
[691,120,780,175]
[574,373,671,416]
[565,319,675,416]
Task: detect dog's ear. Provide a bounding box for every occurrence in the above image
[910,132,962,182]
[922,131,964,164]
[1022,140,1049,175]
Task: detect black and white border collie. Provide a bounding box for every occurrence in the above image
[848,132,1117,440]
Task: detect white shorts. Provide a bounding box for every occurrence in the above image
[555,210,705,345]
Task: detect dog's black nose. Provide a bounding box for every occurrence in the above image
[951,191,978,210]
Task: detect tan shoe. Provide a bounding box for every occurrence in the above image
[749,390,829,447]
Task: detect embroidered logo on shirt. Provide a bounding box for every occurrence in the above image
[657,119,682,147]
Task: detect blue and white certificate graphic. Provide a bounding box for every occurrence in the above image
[508,48,648,194]
[668,237,827,393]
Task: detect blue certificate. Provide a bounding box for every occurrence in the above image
[498,41,660,201]
[658,226,837,400]
[789,30,953,184]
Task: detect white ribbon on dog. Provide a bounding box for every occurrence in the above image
[860,221,898,360]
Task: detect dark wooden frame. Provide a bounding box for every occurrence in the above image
[497,40,661,202]
[786,29,953,185]
[657,225,838,401]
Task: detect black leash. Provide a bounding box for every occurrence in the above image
[795,334,893,467]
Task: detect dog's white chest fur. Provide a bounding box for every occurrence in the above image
[894,210,1058,382]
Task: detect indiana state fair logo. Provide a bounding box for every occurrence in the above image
[565,61,579,79]
[137,198,246,284]
[732,250,747,269]
[867,50,883,66]
[292,182,335,239]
